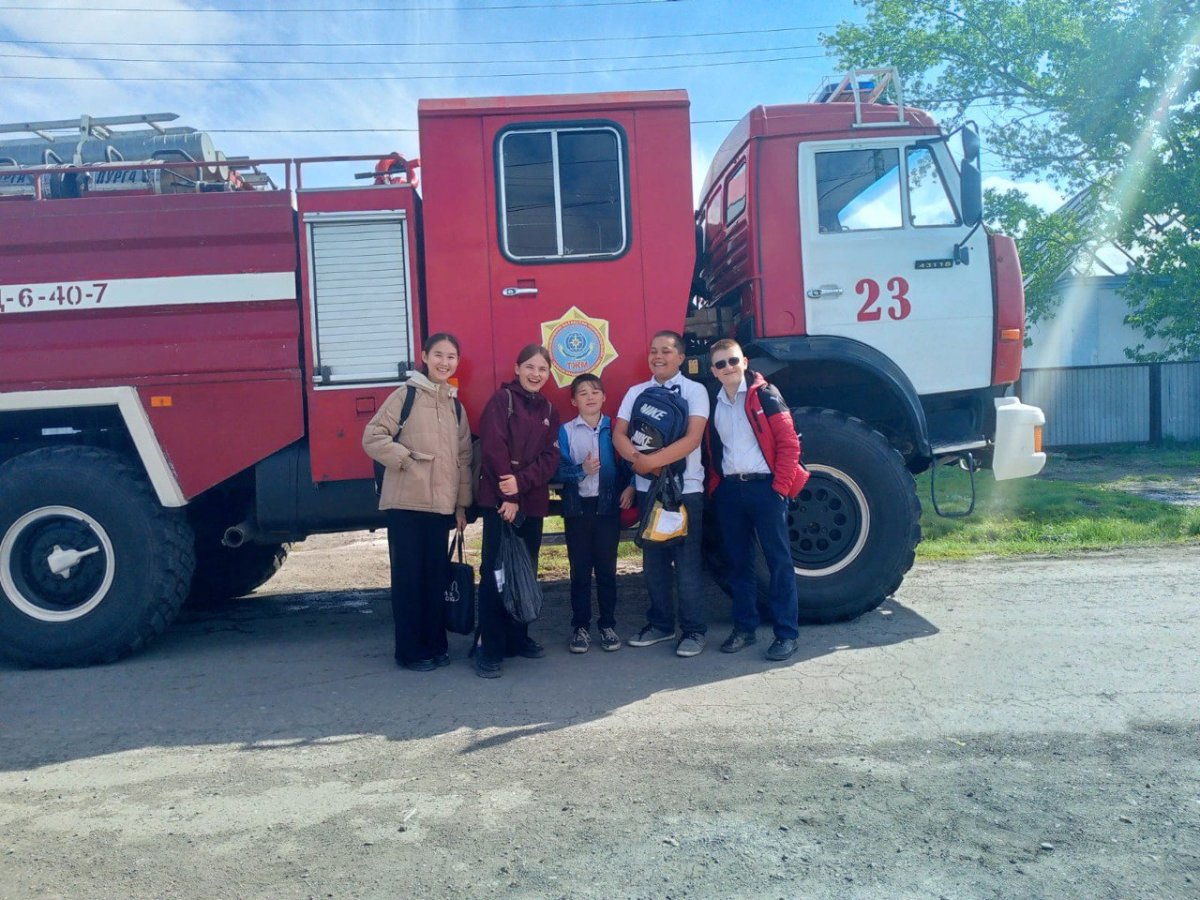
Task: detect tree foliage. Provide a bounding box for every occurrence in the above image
[826,0,1200,359]
[983,185,1096,331]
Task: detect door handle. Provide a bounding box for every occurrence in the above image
[502,286,539,297]
[806,285,843,299]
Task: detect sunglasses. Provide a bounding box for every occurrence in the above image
[711,356,742,370]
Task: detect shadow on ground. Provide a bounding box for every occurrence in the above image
[0,573,937,771]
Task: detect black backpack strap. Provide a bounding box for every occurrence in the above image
[375,384,419,498]
[392,384,418,444]
[454,397,463,424]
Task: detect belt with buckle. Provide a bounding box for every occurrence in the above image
[728,473,771,482]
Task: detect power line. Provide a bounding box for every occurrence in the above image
[0,24,834,48]
[0,43,821,67]
[0,52,828,81]
[0,0,679,9]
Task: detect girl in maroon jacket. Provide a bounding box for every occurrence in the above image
[474,344,562,678]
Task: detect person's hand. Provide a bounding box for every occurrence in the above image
[619,486,635,509]
[455,508,467,532]
[632,454,660,476]
[498,473,518,496]
[499,501,519,523]
[583,452,600,475]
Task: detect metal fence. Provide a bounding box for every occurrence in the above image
[1018,361,1200,447]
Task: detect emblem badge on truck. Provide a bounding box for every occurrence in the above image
[540,305,619,388]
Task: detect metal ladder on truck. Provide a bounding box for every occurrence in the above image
[813,66,910,128]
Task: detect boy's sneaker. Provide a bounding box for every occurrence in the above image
[569,627,591,654]
[676,632,706,658]
[719,630,757,653]
[599,627,621,652]
[627,624,675,647]
[475,657,503,679]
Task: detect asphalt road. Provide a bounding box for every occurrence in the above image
[1,535,1197,899]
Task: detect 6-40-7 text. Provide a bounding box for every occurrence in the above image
[0,282,108,313]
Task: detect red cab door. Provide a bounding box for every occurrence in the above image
[480,116,645,407]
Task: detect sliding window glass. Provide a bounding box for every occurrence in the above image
[499,125,628,261]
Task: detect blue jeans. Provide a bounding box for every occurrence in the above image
[638,491,706,636]
[714,478,799,641]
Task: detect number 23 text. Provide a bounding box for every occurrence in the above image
[856,276,911,322]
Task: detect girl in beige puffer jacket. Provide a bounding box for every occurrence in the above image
[363,333,473,671]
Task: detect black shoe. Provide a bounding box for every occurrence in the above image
[515,639,545,659]
[432,653,451,668]
[475,657,503,679]
[569,627,591,654]
[402,658,436,672]
[719,630,757,654]
[766,638,798,661]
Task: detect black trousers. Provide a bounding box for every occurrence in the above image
[478,508,544,664]
[386,509,454,665]
[565,498,620,630]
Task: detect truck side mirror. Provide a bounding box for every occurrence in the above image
[960,125,982,227]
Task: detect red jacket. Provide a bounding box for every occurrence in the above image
[476,381,561,517]
[703,370,809,498]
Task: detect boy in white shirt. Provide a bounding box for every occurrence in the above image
[555,374,635,654]
[612,330,711,657]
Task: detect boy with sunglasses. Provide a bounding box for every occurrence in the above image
[702,339,809,661]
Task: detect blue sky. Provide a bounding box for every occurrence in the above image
[0,0,1058,206]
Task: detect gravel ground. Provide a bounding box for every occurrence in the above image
[1,534,1197,899]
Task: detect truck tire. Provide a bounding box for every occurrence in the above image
[188,540,290,606]
[0,446,195,667]
[786,407,921,623]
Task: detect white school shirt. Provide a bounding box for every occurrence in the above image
[562,414,603,498]
[713,376,771,476]
[616,369,710,495]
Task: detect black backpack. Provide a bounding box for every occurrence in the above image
[627,384,690,474]
[373,384,463,496]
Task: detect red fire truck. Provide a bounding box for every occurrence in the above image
[0,71,1045,667]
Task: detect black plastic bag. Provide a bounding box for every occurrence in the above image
[634,469,688,549]
[496,521,542,624]
[443,531,476,636]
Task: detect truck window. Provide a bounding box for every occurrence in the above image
[704,185,723,246]
[498,125,627,261]
[906,145,961,227]
[725,160,747,225]
[814,148,902,232]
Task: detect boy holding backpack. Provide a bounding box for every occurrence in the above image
[613,330,711,657]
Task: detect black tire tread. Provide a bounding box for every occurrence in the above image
[791,406,922,624]
[187,541,290,606]
[0,445,195,667]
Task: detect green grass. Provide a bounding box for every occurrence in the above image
[916,446,1200,559]
[464,445,1200,571]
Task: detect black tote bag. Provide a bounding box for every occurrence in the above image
[443,531,476,635]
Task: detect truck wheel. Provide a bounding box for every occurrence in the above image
[188,540,290,606]
[0,446,195,667]
[785,408,921,623]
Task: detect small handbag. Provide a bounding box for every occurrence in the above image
[443,530,476,635]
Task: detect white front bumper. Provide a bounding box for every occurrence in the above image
[992,396,1046,481]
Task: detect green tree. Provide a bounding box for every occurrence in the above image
[825,0,1200,358]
